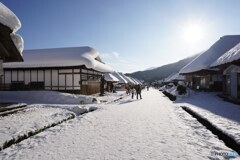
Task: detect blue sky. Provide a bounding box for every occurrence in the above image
[2,0,240,73]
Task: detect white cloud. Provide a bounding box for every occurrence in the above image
[100,51,140,72]
[112,52,119,58]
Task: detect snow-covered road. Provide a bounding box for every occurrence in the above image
[0,89,236,160]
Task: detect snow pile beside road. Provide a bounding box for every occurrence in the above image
[175,92,240,145]
[44,104,98,116]
[0,91,97,104]
[0,105,74,150]
[94,91,127,103]
[159,85,166,91]
[165,85,177,95]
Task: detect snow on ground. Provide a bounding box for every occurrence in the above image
[0,91,96,104]
[0,105,74,149]
[0,89,237,160]
[94,90,127,103]
[44,104,98,116]
[175,91,240,145]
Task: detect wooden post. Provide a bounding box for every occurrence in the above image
[100,74,104,96]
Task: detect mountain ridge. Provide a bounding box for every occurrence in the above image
[127,54,200,82]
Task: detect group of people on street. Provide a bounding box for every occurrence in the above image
[126,85,142,99]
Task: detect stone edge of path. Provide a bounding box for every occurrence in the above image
[181,106,240,156]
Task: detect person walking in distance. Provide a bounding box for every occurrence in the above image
[130,86,135,99]
[136,85,142,99]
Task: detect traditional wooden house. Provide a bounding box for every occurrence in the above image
[211,42,240,99]
[117,73,139,86]
[131,77,142,85]
[104,73,119,92]
[180,35,240,91]
[0,2,24,78]
[111,72,128,90]
[0,47,113,95]
[164,72,185,85]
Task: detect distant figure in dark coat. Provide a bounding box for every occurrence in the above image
[136,85,142,99]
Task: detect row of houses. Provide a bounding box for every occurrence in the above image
[104,72,142,92]
[174,35,240,101]
[0,3,142,96]
[0,47,142,95]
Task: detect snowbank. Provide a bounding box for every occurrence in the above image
[0,2,21,32]
[95,91,127,103]
[0,91,97,104]
[0,105,74,150]
[44,104,98,116]
[175,92,240,145]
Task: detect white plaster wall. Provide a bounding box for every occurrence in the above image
[38,70,44,81]
[66,74,73,89]
[24,70,30,84]
[2,68,82,91]
[18,70,24,81]
[44,70,51,86]
[52,70,58,86]
[12,71,17,81]
[4,71,11,83]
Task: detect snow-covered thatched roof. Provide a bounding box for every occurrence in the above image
[0,2,24,61]
[124,76,136,84]
[4,47,114,72]
[223,65,240,75]
[0,2,21,32]
[104,73,119,82]
[180,35,240,74]
[131,78,141,85]
[131,77,141,85]
[164,73,185,82]
[211,42,240,67]
[111,72,128,84]
[119,73,134,84]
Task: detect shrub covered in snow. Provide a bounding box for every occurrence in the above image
[177,85,187,95]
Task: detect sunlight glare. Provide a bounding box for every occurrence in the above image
[182,23,205,44]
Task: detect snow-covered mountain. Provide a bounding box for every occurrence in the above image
[144,67,156,71]
[128,54,199,82]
